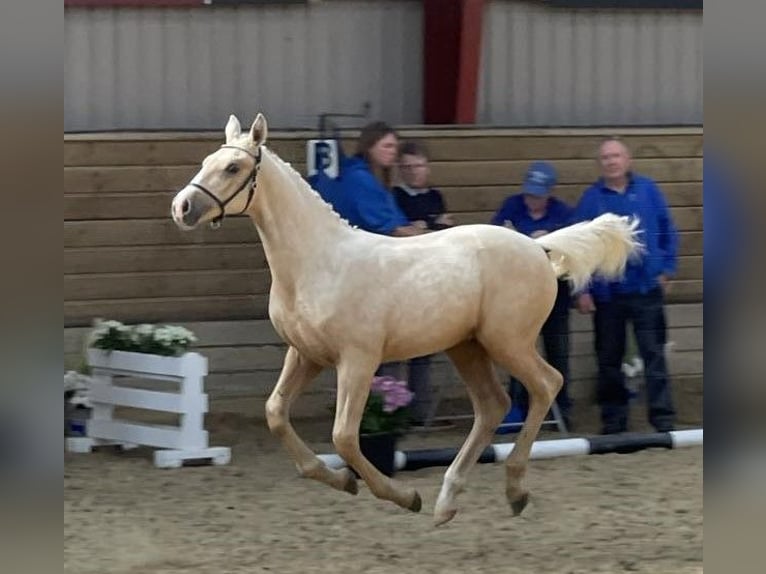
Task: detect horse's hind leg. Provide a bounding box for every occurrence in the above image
[266,346,358,495]
[491,348,562,516]
[434,340,510,526]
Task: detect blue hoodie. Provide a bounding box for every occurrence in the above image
[574,173,679,301]
[309,155,408,235]
[490,194,574,236]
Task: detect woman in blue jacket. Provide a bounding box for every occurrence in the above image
[314,121,422,237]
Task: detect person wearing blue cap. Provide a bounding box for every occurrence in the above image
[490,161,575,430]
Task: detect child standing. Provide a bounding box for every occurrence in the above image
[390,141,454,430]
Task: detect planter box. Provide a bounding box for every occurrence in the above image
[66,349,230,468]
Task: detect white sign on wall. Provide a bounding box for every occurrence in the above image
[306,139,340,179]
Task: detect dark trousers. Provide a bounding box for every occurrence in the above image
[593,287,675,433]
[376,357,433,424]
[510,280,572,418]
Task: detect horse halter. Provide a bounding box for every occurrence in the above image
[189,144,262,228]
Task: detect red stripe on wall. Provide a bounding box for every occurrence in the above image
[423,0,486,124]
[455,0,485,124]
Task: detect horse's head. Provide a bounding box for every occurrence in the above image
[172,113,268,229]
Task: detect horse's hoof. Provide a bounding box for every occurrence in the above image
[510,492,529,516]
[341,469,358,496]
[433,508,457,527]
[408,491,423,513]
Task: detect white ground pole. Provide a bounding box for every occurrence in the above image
[317,429,703,472]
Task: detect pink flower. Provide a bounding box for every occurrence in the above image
[372,377,413,413]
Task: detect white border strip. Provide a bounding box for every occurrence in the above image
[669,428,703,448]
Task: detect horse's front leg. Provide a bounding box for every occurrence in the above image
[332,354,422,513]
[266,346,358,495]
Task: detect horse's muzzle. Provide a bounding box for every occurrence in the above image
[171,187,213,229]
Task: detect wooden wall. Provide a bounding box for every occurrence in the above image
[65,127,703,327]
[64,127,703,420]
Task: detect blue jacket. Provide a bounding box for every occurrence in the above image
[491,194,574,236]
[309,155,408,235]
[574,173,678,301]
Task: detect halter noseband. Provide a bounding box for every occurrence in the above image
[189,144,262,228]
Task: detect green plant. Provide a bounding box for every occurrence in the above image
[359,376,414,435]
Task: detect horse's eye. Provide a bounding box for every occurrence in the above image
[225,163,240,174]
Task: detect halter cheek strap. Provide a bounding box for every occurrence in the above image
[189,145,262,228]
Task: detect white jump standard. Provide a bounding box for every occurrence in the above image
[66,349,230,469]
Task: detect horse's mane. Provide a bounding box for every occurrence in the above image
[262,145,358,231]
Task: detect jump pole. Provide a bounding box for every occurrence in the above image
[316,429,703,472]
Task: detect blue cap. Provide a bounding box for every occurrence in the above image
[522,161,557,196]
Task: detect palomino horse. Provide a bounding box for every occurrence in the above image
[171,114,641,525]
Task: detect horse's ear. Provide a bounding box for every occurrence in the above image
[225,114,242,143]
[249,113,268,147]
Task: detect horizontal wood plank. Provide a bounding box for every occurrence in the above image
[64,138,308,167]
[65,269,272,300]
[441,182,701,213]
[65,218,259,247]
[64,132,702,166]
[664,280,703,301]
[65,163,306,194]
[65,254,701,305]
[675,256,702,281]
[64,158,701,195]
[65,212,703,250]
[68,325,705,369]
[64,295,270,327]
[408,134,704,162]
[64,305,700,355]
[679,232,702,255]
[65,244,267,274]
[427,158,702,188]
[66,181,702,220]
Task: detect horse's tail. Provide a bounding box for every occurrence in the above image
[534,213,643,292]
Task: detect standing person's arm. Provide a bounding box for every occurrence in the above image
[572,190,598,313]
[652,182,679,293]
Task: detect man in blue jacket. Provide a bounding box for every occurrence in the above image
[574,137,678,434]
[491,161,575,430]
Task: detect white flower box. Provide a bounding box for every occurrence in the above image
[66,349,230,468]
[86,348,201,379]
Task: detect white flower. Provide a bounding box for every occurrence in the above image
[87,319,197,355]
[134,324,154,337]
